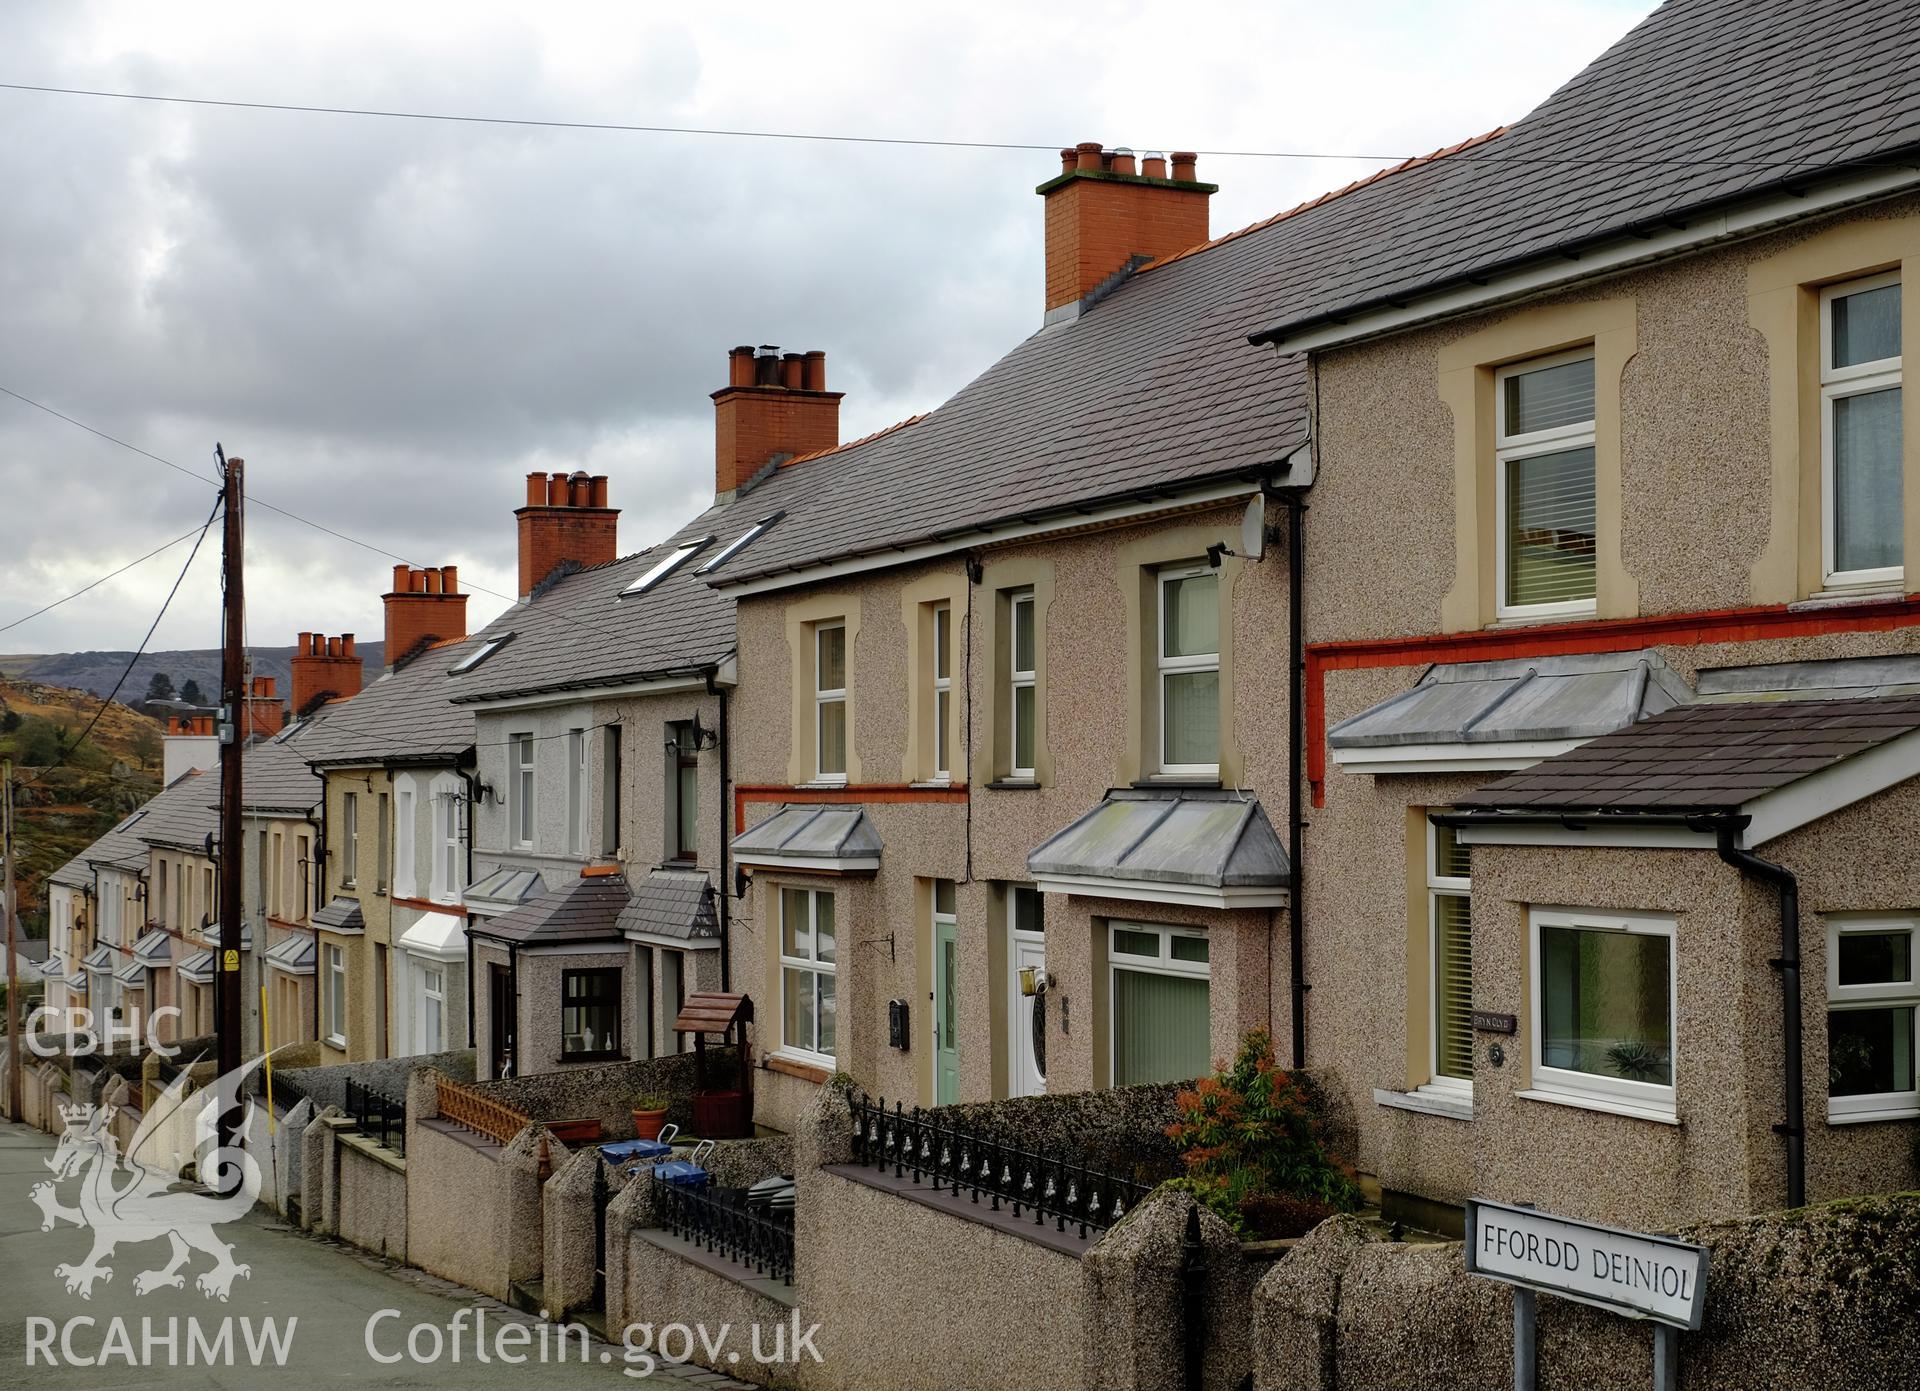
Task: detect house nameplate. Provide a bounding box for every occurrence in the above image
[1470,1010,1517,1034]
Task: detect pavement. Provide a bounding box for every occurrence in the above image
[0,1120,753,1389]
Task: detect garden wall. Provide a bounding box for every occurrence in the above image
[471,1049,722,1139]
[1255,1196,1920,1391]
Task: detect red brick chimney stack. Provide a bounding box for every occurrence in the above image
[1038,142,1214,315]
[516,471,619,599]
[289,631,364,714]
[711,345,842,498]
[242,675,286,737]
[384,566,469,666]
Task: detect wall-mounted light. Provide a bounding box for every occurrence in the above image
[1018,966,1055,998]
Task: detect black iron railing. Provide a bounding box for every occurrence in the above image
[264,1069,308,1114]
[345,1078,407,1155]
[657,1182,795,1287]
[848,1093,1152,1241]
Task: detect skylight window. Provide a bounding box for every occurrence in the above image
[450,632,515,675]
[622,538,711,596]
[696,512,785,575]
[114,810,147,833]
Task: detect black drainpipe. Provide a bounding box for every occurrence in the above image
[1716,820,1806,1209]
[708,667,732,994]
[460,759,480,1050]
[1277,480,1309,1071]
[505,940,519,1079]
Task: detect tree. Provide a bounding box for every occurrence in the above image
[179,678,205,705]
[144,672,176,702]
[0,709,19,734]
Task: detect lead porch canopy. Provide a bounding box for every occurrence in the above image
[1027,788,1290,910]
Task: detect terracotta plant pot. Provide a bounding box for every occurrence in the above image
[632,1107,669,1141]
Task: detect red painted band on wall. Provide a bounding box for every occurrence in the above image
[733,783,970,833]
[1306,596,1920,806]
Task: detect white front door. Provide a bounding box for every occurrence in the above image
[1010,930,1047,1097]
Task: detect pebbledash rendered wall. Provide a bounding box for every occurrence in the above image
[1299,192,1920,1231]
[609,1080,1279,1391]
[1255,1197,1920,1391]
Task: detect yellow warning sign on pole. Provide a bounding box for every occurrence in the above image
[223,949,240,972]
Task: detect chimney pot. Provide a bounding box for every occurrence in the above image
[392,563,409,592]
[802,349,827,392]
[343,634,356,657]
[713,339,842,495]
[1040,142,1213,313]
[1171,151,1198,182]
[755,348,782,387]
[1075,140,1103,172]
[441,567,458,594]
[1142,152,1167,179]
[525,471,546,506]
[588,476,608,508]
[1109,148,1137,176]
[781,352,805,390]
[1059,148,1076,175]
[728,345,757,388]
[548,472,569,507]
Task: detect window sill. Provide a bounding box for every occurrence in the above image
[764,1051,833,1085]
[986,778,1042,791]
[909,778,953,790]
[323,1035,347,1051]
[558,1052,628,1065]
[1130,777,1223,791]
[1791,583,1907,611]
[1827,1102,1920,1125]
[797,779,848,791]
[1373,1086,1474,1122]
[1490,607,1599,629]
[1516,1088,1679,1126]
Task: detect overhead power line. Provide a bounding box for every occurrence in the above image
[3,80,1910,170]
[0,523,211,638]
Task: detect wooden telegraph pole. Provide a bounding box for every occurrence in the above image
[216,450,245,1152]
[3,760,22,1121]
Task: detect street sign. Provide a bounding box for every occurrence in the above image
[1466,1198,1708,1331]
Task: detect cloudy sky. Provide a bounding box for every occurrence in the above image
[0,0,1655,661]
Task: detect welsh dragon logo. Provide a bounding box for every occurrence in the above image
[29,1056,269,1301]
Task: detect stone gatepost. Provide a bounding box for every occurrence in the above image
[603,1171,647,1337]
[543,1147,615,1317]
[502,1125,566,1296]
[300,1104,345,1235]
[1082,1188,1251,1391]
[1251,1214,1370,1391]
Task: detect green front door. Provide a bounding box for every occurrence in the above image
[934,884,959,1104]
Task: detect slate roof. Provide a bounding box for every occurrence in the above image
[470,871,631,946]
[687,0,1920,591]
[130,768,218,854]
[263,933,316,975]
[312,897,366,934]
[48,804,158,890]
[176,947,215,983]
[234,726,326,814]
[1251,0,1920,344]
[1455,695,1920,814]
[730,805,884,869]
[448,506,740,705]
[463,865,547,912]
[1028,790,1291,891]
[298,637,478,766]
[618,868,720,944]
[131,929,171,965]
[1330,652,1689,750]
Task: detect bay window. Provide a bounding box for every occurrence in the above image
[561,967,622,1060]
[1495,350,1597,617]
[1109,921,1211,1086]
[780,887,837,1062]
[1826,916,1917,1122]
[815,623,847,783]
[1530,908,1674,1118]
[1821,272,1903,587]
[1156,567,1220,775]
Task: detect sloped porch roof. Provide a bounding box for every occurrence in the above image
[1028,789,1290,909]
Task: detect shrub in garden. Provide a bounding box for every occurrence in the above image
[1165,1028,1362,1239]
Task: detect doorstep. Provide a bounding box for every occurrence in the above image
[822,1162,1100,1259]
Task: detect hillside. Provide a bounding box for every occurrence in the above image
[0,641,385,701]
[0,678,165,934]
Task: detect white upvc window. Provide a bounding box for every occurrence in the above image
[1156,566,1220,776]
[1494,349,1598,618]
[1108,921,1211,1087]
[1529,907,1675,1120]
[1825,915,1918,1122]
[393,783,416,899]
[324,944,347,1048]
[420,964,446,1054]
[814,623,847,784]
[1820,272,1904,588]
[430,776,465,905]
[779,887,837,1064]
[376,792,390,894]
[566,727,587,856]
[341,793,359,887]
[1427,817,1473,1092]
[932,602,953,781]
[1010,591,1037,780]
[511,733,536,848]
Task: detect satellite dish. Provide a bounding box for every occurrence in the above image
[1240,495,1267,563]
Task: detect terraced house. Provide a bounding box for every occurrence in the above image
[459,468,740,1080]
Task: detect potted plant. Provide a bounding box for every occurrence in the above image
[632,1094,671,1140]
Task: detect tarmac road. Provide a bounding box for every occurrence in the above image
[0,1120,751,1389]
